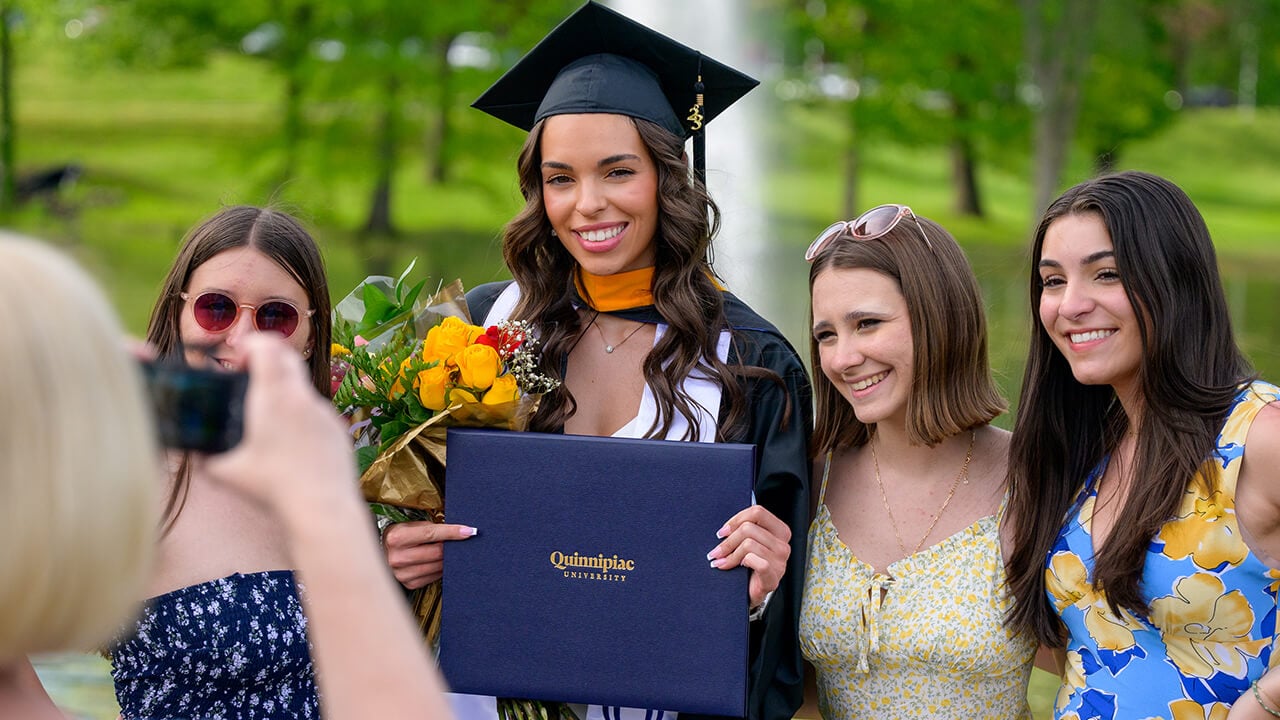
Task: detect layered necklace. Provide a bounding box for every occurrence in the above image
[871,430,976,557]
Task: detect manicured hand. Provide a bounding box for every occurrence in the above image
[383,521,477,589]
[706,505,792,608]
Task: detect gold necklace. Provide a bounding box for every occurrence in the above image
[871,430,976,557]
[590,312,645,354]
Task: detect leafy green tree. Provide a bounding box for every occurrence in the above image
[773,0,1024,217]
[80,0,324,185]
[1078,0,1179,175]
[1021,0,1101,216]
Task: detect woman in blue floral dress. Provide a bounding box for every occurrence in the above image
[1004,171,1280,719]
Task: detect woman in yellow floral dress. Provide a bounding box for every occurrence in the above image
[1005,171,1280,719]
[799,205,1037,718]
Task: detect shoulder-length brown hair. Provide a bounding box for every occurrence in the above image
[1004,171,1252,646]
[146,205,332,530]
[501,116,766,440]
[808,214,1006,455]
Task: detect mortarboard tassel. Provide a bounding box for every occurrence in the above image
[688,53,707,187]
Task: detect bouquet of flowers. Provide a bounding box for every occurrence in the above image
[330,262,558,645]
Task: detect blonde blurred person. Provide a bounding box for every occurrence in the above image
[0,234,156,719]
[0,233,453,720]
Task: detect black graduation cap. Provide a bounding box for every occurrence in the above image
[472,0,758,182]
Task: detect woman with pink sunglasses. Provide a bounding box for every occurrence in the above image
[108,206,332,719]
[799,205,1037,718]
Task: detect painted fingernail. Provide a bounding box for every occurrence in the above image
[710,558,727,569]
[716,524,730,539]
[706,548,720,561]
[460,526,478,537]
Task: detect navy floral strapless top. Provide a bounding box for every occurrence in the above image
[111,570,319,719]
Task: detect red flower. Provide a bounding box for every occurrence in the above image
[474,330,500,349]
[330,358,351,396]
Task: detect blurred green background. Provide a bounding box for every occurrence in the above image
[11,0,1280,718]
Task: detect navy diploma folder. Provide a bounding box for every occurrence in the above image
[439,428,754,716]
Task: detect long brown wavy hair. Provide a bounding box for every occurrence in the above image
[1004,171,1253,645]
[146,205,332,533]
[502,116,769,440]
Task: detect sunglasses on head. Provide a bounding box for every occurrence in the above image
[181,291,314,338]
[804,203,933,263]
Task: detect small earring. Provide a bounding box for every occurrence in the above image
[303,347,313,358]
[550,228,558,238]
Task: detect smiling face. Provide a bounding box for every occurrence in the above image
[1038,212,1144,401]
[180,246,314,370]
[539,113,660,276]
[812,266,914,427]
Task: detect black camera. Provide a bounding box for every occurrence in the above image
[141,359,248,453]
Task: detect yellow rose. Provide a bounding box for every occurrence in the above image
[416,364,451,411]
[386,357,414,400]
[331,343,351,357]
[421,316,474,363]
[482,374,519,405]
[450,387,478,404]
[455,344,501,391]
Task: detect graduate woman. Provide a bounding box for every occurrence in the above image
[381,4,812,720]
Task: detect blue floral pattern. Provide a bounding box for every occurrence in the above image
[111,570,319,719]
[1046,382,1280,720]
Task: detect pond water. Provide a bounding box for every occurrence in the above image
[31,653,118,720]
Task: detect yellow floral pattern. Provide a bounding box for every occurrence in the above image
[1149,574,1269,679]
[1046,382,1280,719]
[800,472,1035,719]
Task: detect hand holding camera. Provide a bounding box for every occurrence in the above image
[200,334,357,520]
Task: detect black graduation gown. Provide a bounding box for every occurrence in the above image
[466,280,813,720]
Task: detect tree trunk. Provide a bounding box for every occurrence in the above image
[1022,0,1100,218]
[363,74,399,240]
[425,33,457,185]
[949,87,983,217]
[280,67,302,185]
[841,99,859,219]
[275,2,311,189]
[0,2,15,211]
[1237,4,1258,114]
[951,136,982,217]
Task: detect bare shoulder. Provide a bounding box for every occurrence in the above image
[978,424,1012,458]
[1242,401,1280,501]
[973,425,1012,488]
[1236,401,1280,564]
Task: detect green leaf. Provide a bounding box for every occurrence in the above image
[359,283,397,328]
[395,258,418,292]
[400,277,427,310]
[356,445,381,475]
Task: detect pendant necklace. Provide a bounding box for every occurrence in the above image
[590,311,645,354]
[871,430,976,556]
